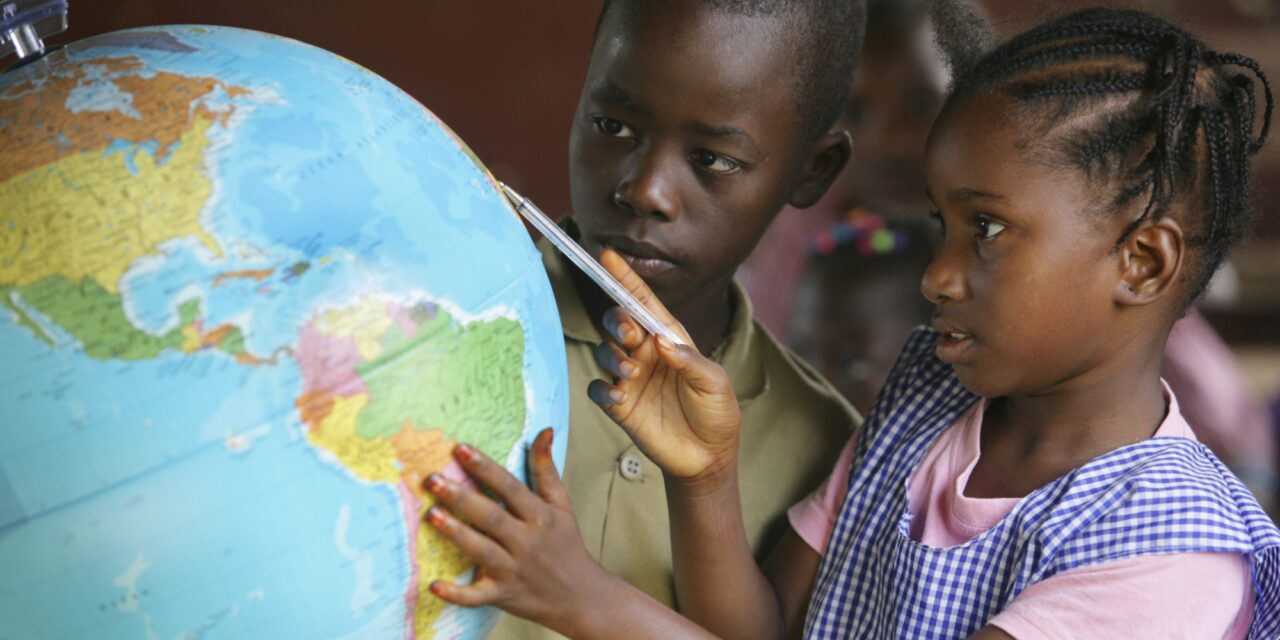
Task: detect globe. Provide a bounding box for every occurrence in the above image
[0,25,568,640]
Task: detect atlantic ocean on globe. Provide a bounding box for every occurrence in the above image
[0,25,568,639]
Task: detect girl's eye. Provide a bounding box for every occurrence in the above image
[975,215,1007,240]
[592,116,636,140]
[691,149,740,174]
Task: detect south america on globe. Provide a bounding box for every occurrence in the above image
[0,25,569,639]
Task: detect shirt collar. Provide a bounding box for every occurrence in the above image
[537,232,768,404]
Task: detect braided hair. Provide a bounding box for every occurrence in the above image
[947,7,1272,306]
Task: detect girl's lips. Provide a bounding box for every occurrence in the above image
[935,330,975,364]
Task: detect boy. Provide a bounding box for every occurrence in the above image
[490,0,866,636]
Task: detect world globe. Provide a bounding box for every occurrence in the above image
[0,25,568,639]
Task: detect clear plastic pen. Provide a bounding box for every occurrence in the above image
[500,182,689,348]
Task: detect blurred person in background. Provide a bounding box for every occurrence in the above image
[738,0,985,341]
[790,213,936,414]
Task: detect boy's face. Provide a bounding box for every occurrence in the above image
[569,3,822,310]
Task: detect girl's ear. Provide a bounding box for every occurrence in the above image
[787,130,852,209]
[1115,216,1185,307]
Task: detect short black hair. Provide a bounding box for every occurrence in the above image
[947,7,1273,307]
[594,0,867,147]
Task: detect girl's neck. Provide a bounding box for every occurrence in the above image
[969,349,1169,499]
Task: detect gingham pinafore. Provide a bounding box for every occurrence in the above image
[806,328,1280,639]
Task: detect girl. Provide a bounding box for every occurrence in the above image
[423,8,1280,639]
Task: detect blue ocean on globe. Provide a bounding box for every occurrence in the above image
[0,25,568,639]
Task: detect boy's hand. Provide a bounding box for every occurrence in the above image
[425,429,613,635]
[588,249,742,487]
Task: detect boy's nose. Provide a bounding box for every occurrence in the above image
[920,241,968,305]
[614,151,679,221]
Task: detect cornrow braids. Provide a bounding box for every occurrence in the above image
[949,7,1273,306]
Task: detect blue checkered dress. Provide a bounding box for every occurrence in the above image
[806,328,1280,639]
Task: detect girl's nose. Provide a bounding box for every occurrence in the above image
[921,239,968,305]
[614,148,680,221]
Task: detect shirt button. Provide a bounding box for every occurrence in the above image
[619,453,644,481]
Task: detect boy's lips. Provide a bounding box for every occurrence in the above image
[598,236,678,279]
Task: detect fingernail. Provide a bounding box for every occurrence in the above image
[658,336,674,351]
[424,474,448,497]
[609,389,625,403]
[619,361,637,378]
[425,506,449,528]
[455,443,478,464]
[429,581,447,597]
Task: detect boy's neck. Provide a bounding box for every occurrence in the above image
[569,266,734,358]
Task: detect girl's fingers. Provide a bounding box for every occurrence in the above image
[425,506,514,574]
[446,444,544,523]
[587,378,626,408]
[599,249,693,345]
[594,341,639,380]
[599,249,681,329]
[654,338,733,397]
[528,428,570,509]
[429,576,504,608]
[426,472,525,547]
[602,307,644,350]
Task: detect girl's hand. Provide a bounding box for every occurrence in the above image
[587,249,742,487]
[425,429,613,635]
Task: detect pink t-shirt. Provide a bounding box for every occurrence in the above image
[788,389,1254,639]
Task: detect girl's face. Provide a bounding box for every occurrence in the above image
[921,93,1134,398]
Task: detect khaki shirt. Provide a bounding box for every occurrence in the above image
[489,240,860,638]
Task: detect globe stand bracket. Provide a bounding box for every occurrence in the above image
[0,0,68,67]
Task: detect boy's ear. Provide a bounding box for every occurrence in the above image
[787,129,852,209]
[1114,216,1184,307]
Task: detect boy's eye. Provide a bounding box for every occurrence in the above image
[975,215,1007,240]
[592,116,636,140]
[691,149,740,174]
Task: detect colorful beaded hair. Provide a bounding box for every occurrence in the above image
[808,209,915,258]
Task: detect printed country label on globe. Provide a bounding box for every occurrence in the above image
[0,25,568,640]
